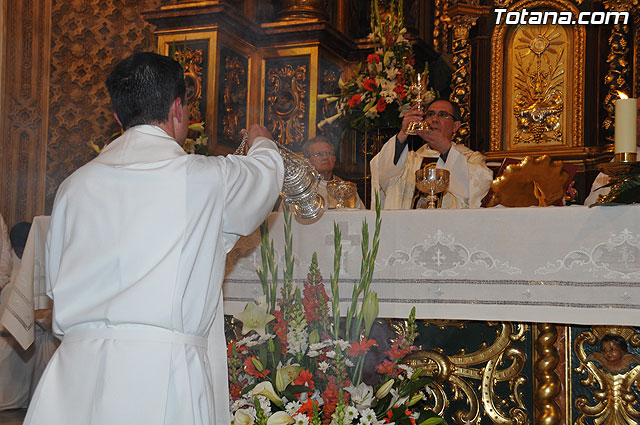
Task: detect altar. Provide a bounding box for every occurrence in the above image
[4,205,640,425]
[225,204,640,326]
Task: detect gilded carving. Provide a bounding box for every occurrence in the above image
[512,26,565,145]
[403,322,529,425]
[265,63,308,147]
[490,0,584,152]
[278,0,328,21]
[534,324,561,425]
[317,66,342,142]
[574,326,640,425]
[433,0,451,54]
[636,13,640,98]
[172,45,204,124]
[601,0,637,143]
[221,55,247,145]
[449,15,478,146]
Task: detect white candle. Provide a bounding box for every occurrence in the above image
[614,95,637,154]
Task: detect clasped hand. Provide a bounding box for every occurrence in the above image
[398,105,452,155]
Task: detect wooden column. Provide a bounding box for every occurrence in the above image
[0,0,52,228]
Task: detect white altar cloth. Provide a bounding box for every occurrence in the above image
[224,205,640,327]
[5,205,640,351]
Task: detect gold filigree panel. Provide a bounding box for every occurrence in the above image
[171,42,206,125]
[403,322,530,425]
[490,0,584,152]
[219,48,248,148]
[264,57,309,149]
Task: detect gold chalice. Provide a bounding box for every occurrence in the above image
[326,180,357,209]
[406,73,431,135]
[415,168,450,209]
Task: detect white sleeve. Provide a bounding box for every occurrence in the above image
[439,148,492,209]
[222,137,284,248]
[370,135,405,207]
[584,172,610,205]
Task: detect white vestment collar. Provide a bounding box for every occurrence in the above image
[94,125,187,166]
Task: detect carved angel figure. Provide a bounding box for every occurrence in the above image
[575,329,640,425]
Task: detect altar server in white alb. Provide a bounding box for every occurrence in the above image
[370,98,492,209]
[24,52,284,425]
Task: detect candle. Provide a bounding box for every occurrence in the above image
[614,93,637,155]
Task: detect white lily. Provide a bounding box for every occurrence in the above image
[317,113,342,130]
[233,300,275,337]
[233,409,255,425]
[345,382,375,410]
[267,411,295,425]
[251,381,283,407]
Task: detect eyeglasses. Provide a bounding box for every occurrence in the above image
[310,151,335,159]
[425,110,457,120]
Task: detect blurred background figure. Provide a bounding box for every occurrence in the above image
[302,136,365,209]
[0,221,34,411]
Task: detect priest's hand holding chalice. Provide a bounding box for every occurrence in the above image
[405,73,431,135]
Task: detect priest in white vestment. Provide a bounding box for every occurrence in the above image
[24,52,284,425]
[370,99,492,209]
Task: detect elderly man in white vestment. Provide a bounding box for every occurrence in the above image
[370,98,492,209]
[302,136,365,209]
[24,52,284,425]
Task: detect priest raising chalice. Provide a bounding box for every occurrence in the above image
[370,97,493,210]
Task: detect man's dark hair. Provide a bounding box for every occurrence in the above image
[106,52,186,130]
[601,333,628,352]
[302,135,335,158]
[428,97,462,122]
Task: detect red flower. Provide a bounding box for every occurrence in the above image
[348,94,362,107]
[321,377,340,424]
[394,84,406,100]
[298,399,318,419]
[294,369,315,391]
[376,359,397,376]
[348,338,377,357]
[303,273,330,325]
[273,310,288,354]
[367,53,380,64]
[227,341,247,357]
[243,356,270,378]
[376,98,387,113]
[386,340,417,360]
[363,78,378,92]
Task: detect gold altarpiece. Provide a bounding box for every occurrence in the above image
[141,2,640,425]
[487,0,587,164]
[144,1,351,154]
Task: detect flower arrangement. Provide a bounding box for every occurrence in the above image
[319,0,435,133]
[183,122,209,155]
[228,199,446,425]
